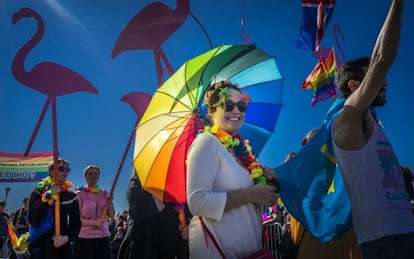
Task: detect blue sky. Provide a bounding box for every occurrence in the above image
[1,0,413,213]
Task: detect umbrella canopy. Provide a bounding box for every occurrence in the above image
[133,44,283,202]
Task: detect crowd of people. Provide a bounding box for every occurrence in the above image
[1,0,414,259]
[0,162,191,259]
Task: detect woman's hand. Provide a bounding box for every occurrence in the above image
[94,218,105,227]
[262,167,281,193]
[262,166,277,182]
[249,184,279,207]
[225,183,279,211]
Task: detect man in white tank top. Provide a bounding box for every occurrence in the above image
[332,1,414,258]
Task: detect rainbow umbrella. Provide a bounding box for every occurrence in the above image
[133,44,283,202]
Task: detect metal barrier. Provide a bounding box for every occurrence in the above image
[262,220,283,259]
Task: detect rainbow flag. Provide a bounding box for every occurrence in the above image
[302,48,337,106]
[297,0,336,51]
[0,151,53,182]
[4,216,29,255]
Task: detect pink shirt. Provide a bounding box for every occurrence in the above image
[76,189,111,238]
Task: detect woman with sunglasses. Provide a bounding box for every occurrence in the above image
[186,80,279,258]
[73,165,115,259]
[27,158,81,259]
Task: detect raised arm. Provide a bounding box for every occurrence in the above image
[346,0,404,111]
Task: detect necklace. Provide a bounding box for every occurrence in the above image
[37,176,73,205]
[76,184,102,193]
[204,125,267,184]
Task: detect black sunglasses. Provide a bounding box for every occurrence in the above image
[58,166,71,172]
[220,100,248,113]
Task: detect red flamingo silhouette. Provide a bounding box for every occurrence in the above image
[102,92,151,216]
[112,0,190,86]
[122,92,152,119]
[312,24,347,68]
[12,7,98,156]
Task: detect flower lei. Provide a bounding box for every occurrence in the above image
[76,184,102,193]
[37,176,73,205]
[204,125,267,184]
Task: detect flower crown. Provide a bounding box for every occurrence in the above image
[204,80,251,107]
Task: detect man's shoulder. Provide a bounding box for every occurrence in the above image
[333,106,374,150]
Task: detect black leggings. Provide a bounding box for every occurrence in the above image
[73,237,111,259]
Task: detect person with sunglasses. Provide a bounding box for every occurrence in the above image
[73,165,115,259]
[27,157,81,259]
[186,80,278,258]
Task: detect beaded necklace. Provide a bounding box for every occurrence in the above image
[76,184,102,193]
[204,125,267,184]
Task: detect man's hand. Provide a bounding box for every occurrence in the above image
[52,235,68,248]
[51,183,62,194]
[179,225,189,240]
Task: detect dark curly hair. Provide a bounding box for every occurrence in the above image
[336,57,370,98]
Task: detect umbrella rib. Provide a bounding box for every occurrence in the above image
[142,112,195,191]
[156,91,195,112]
[135,112,194,165]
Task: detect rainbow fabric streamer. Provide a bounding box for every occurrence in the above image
[4,216,29,255]
[174,203,187,230]
[302,48,337,106]
[297,0,336,51]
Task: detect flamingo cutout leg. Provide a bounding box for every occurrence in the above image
[24,97,51,156]
[159,50,174,77]
[51,96,59,160]
[154,50,164,86]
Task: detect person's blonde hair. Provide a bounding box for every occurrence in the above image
[83,164,100,177]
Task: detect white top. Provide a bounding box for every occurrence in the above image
[332,114,414,244]
[186,132,263,259]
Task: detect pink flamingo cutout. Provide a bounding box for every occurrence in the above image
[102,92,151,216]
[12,7,98,156]
[112,0,190,86]
[312,24,347,67]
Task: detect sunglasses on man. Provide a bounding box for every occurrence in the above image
[58,166,71,172]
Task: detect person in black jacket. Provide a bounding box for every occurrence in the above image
[28,158,81,259]
[117,172,160,259]
[118,172,191,259]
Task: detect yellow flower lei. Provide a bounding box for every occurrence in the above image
[204,125,267,184]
